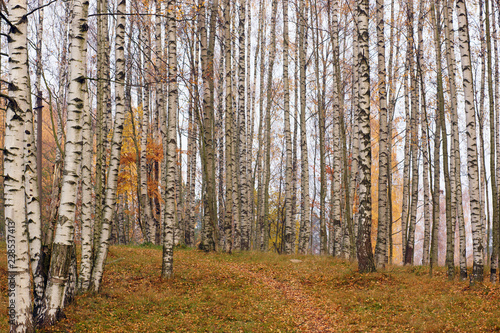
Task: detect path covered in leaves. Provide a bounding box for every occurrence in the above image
[3,245,500,332]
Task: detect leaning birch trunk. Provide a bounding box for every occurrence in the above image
[161,0,177,278]
[298,0,311,254]
[283,0,294,254]
[91,0,127,292]
[456,0,484,282]
[77,81,93,293]
[356,0,376,273]
[5,0,34,330]
[38,0,89,324]
[374,0,389,267]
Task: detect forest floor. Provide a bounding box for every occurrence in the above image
[2,244,500,332]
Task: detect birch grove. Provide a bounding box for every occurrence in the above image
[5,0,500,329]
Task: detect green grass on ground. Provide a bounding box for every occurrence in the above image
[2,244,500,332]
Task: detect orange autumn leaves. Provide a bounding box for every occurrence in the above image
[118,106,163,204]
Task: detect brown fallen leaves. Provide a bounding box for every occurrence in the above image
[2,245,500,332]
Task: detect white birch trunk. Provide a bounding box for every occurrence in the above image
[283,0,293,255]
[356,0,376,273]
[39,0,89,324]
[5,0,35,330]
[78,88,93,292]
[456,0,484,282]
[91,0,127,292]
[161,0,177,278]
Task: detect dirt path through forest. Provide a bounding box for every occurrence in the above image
[224,260,341,332]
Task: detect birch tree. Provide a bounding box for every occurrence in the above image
[92,0,128,292]
[456,0,484,282]
[283,0,293,254]
[356,0,376,273]
[298,0,311,254]
[5,0,35,329]
[374,0,389,267]
[38,0,89,324]
[162,0,177,278]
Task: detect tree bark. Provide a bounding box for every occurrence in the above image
[374,0,389,268]
[456,0,484,282]
[39,0,89,324]
[91,0,127,292]
[283,0,293,255]
[356,0,376,273]
[5,0,35,329]
[298,0,311,254]
[162,0,177,278]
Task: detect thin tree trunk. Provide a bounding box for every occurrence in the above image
[456,0,484,282]
[224,0,234,253]
[485,0,498,283]
[199,0,219,252]
[162,0,177,278]
[431,0,454,277]
[283,0,293,255]
[91,0,128,292]
[444,0,467,280]
[78,78,93,293]
[298,0,311,254]
[25,7,44,318]
[374,0,389,268]
[417,0,431,266]
[263,0,278,252]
